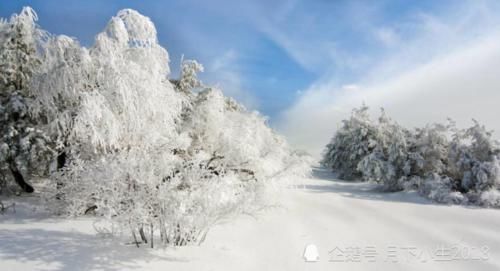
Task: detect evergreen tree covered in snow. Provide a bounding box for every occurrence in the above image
[404,123,450,179]
[0,7,54,193]
[357,109,409,191]
[321,105,377,180]
[448,120,500,196]
[415,121,500,206]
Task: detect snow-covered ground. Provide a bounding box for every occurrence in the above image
[1,168,499,271]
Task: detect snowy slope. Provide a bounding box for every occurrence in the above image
[1,168,499,271]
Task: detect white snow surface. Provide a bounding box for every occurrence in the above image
[1,168,499,271]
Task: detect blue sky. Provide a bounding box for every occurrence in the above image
[2,1,500,155]
[0,0,461,117]
[1,0,317,117]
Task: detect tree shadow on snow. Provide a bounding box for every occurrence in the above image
[0,228,188,271]
[307,167,436,206]
[0,200,62,225]
[307,167,493,211]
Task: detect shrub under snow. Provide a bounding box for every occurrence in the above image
[322,106,500,207]
[0,7,310,246]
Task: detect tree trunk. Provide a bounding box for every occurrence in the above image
[139,226,148,244]
[9,162,34,193]
[56,151,66,199]
[132,229,140,248]
[150,224,154,248]
[57,151,66,169]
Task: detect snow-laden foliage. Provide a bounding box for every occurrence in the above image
[404,123,450,179]
[357,109,409,191]
[54,148,262,246]
[183,88,307,182]
[323,105,500,207]
[0,7,311,246]
[177,57,204,93]
[0,7,54,193]
[31,35,92,150]
[415,174,468,205]
[448,120,500,194]
[320,105,377,180]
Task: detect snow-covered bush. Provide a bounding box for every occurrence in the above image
[12,8,311,246]
[54,148,261,245]
[408,121,500,206]
[479,189,500,207]
[417,174,468,205]
[404,123,450,179]
[0,7,54,194]
[323,106,500,207]
[446,120,500,205]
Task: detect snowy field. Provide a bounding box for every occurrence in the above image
[1,168,499,271]
[1,4,499,271]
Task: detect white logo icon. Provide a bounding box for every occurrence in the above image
[303,244,319,262]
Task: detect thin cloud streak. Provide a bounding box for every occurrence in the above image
[278,33,500,158]
[277,0,500,158]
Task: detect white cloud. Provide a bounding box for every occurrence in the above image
[374,27,399,47]
[278,33,500,158]
[277,0,500,158]
[205,49,258,109]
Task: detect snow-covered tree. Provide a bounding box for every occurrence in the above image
[0,7,54,193]
[174,57,204,93]
[183,87,306,181]
[41,9,189,244]
[448,120,500,195]
[323,105,500,207]
[410,121,500,206]
[321,106,409,189]
[27,8,311,246]
[31,35,92,152]
[404,123,450,178]
[321,105,378,180]
[357,109,408,191]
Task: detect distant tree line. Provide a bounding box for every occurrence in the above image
[322,105,500,207]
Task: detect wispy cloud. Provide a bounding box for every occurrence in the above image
[3,0,499,152]
[374,27,399,47]
[205,49,258,109]
[278,0,500,158]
